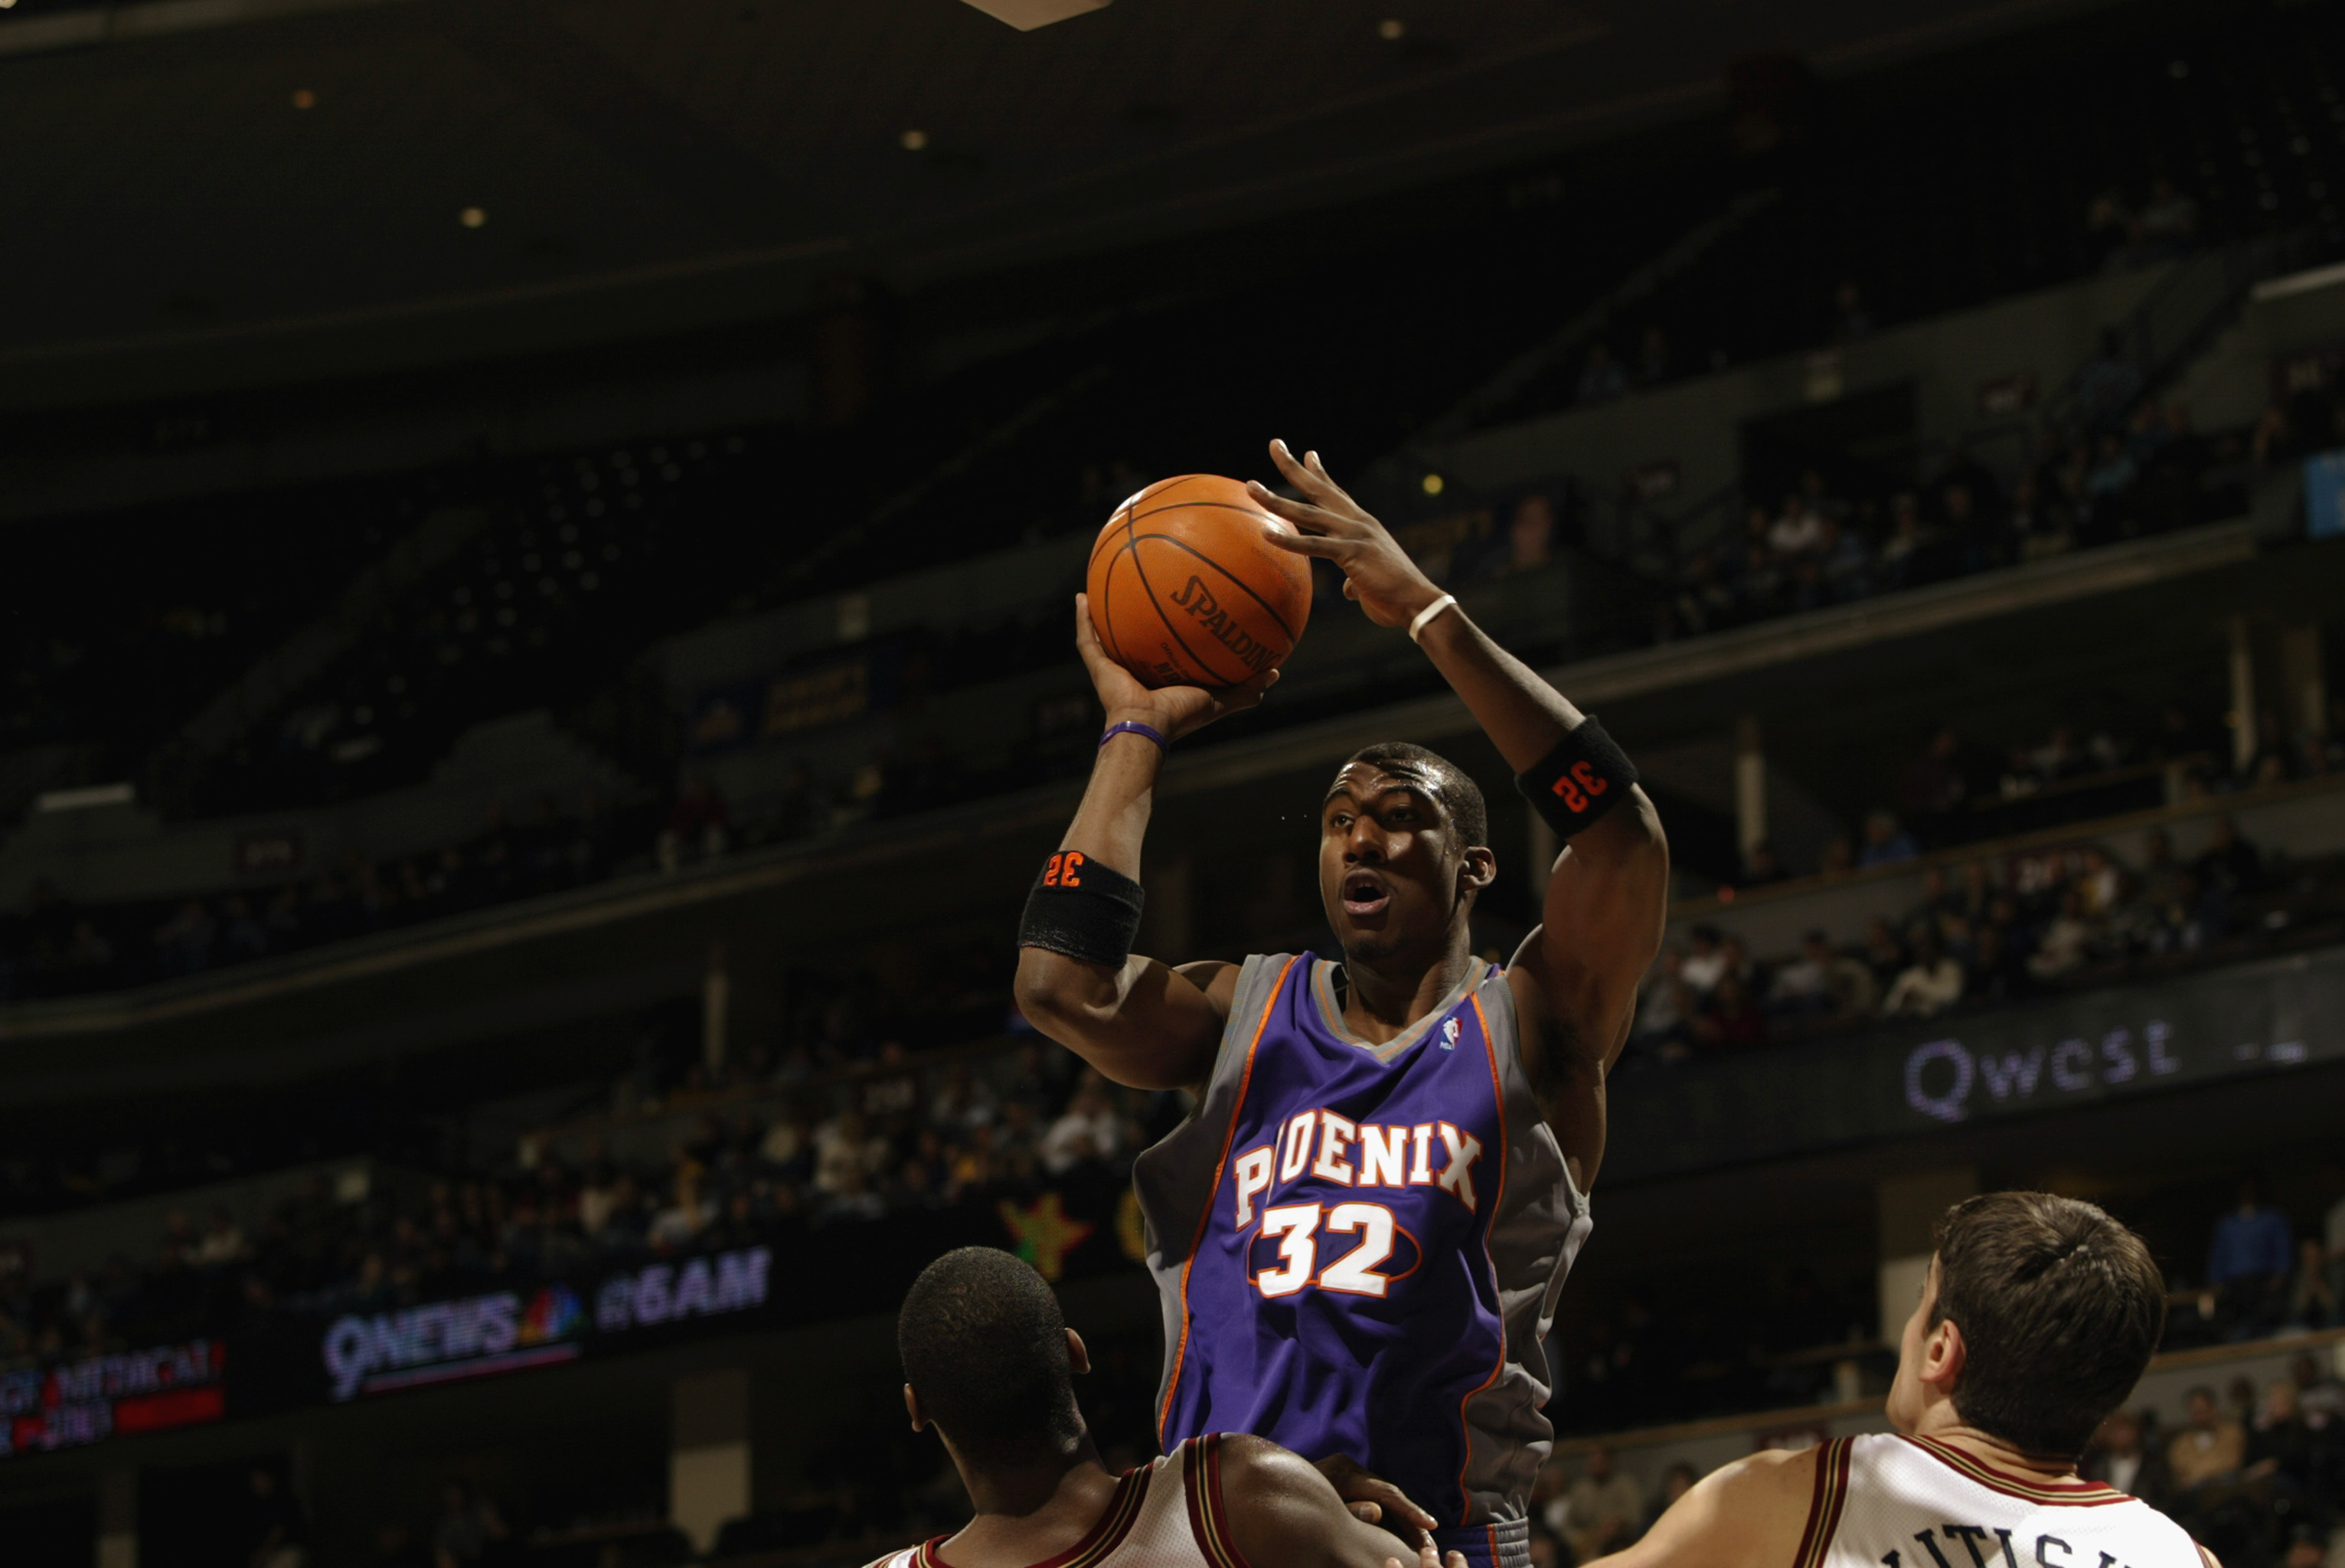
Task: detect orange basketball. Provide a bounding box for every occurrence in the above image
[1085,474,1313,690]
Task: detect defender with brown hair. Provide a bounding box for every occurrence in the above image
[1588,1192,2213,1568]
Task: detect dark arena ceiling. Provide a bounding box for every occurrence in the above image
[0,0,2125,385]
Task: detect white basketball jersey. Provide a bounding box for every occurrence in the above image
[1804,1435,2206,1568]
[864,1435,1248,1568]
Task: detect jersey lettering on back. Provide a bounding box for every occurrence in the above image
[1810,1435,2207,1568]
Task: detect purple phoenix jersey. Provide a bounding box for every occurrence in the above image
[1133,954,1592,1568]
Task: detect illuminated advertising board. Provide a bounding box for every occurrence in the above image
[316,1246,773,1403]
[0,1339,226,1459]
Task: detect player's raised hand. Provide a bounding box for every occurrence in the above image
[1248,439,1445,631]
[1073,593,1277,743]
[1312,1452,1439,1537]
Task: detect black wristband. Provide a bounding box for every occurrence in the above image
[1017,851,1145,968]
[1517,717,1639,838]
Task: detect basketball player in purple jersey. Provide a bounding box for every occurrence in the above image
[1014,439,1670,1568]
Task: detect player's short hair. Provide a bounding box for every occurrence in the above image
[899,1247,1082,1461]
[1931,1192,2166,1459]
[1344,742,1489,849]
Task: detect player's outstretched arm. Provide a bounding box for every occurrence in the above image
[1215,1435,1467,1568]
[1584,1448,1817,1568]
[1012,596,1276,1092]
[1249,440,1668,1187]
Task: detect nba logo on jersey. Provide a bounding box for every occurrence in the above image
[1441,1017,1462,1050]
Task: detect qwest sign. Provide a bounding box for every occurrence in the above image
[1610,948,2345,1182]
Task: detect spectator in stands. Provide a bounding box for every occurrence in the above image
[2135,177,2200,258]
[659,776,730,871]
[2327,1176,2345,1331]
[2207,1178,2294,1341]
[1965,921,2023,1001]
[2088,189,2134,269]
[2027,889,2096,980]
[193,1207,247,1269]
[1739,841,1789,887]
[648,1167,712,1250]
[1818,833,1857,879]
[2244,1378,2330,1511]
[1899,728,1974,841]
[1858,809,1919,867]
[431,1480,507,1568]
[1768,494,1827,558]
[2170,1385,2248,1497]
[1631,946,1696,1062]
[244,1466,307,1568]
[1881,931,1964,1018]
[2079,330,2144,433]
[1860,916,1907,988]
[2082,1410,2160,1501]
[1508,495,1559,572]
[1560,1446,1644,1563]
[2196,816,2263,902]
[1766,932,1834,1018]
[2292,1348,2345,1420]
[1877,494,1935,590]
[1694,969,1769,1051]
[1635,326,1673,387]
[1576,344,1628,405]
[1040,1070,1121,1176]
[2007,475,2070,560]
[1679,926,1727,995]
[812,1109,888,1197]
[1830,281,1873,343]
[819,1165,887,1224]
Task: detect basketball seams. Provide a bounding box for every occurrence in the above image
[1128,537,1246,688]
[1127,531,1306,645]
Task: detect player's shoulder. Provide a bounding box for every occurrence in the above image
[1209,1429,1312,1478]
[857,1549,923,1568]
[1699,1439,1836,1520]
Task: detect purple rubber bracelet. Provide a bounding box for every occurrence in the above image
[1099,720,1169,752]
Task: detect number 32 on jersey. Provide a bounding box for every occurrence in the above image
[1247,1203,1424,1299]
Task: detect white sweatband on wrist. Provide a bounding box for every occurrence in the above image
[1407,593,1458,644]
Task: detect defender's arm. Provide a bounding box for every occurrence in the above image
[1214,1436,1465,1568]
[1586,1448,1818,1568]
[1011,596,1272,1092]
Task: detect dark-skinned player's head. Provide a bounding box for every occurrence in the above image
[899,1247,1087,1465]
[1319,742,1494,971]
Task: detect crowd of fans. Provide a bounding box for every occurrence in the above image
[1631,812,2342,1058]
[0,793,657,1001]
[1667,390,2245,641]
[0,1013,1181,1367]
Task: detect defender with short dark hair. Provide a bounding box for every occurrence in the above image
[1566,1192,2212,1568]
[1930,1191,2168,1459]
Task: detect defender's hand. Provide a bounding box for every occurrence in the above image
[1385,1551,1468,1568]
[1249,439,1445,630]
[1073,593,1277,744]
[1314,1453,1439,1537]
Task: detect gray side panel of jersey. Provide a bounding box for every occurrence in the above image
[1132,952,1294,1436]
[1458,968,1595,1524]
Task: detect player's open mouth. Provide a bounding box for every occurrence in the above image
[1341,873,1390,917]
